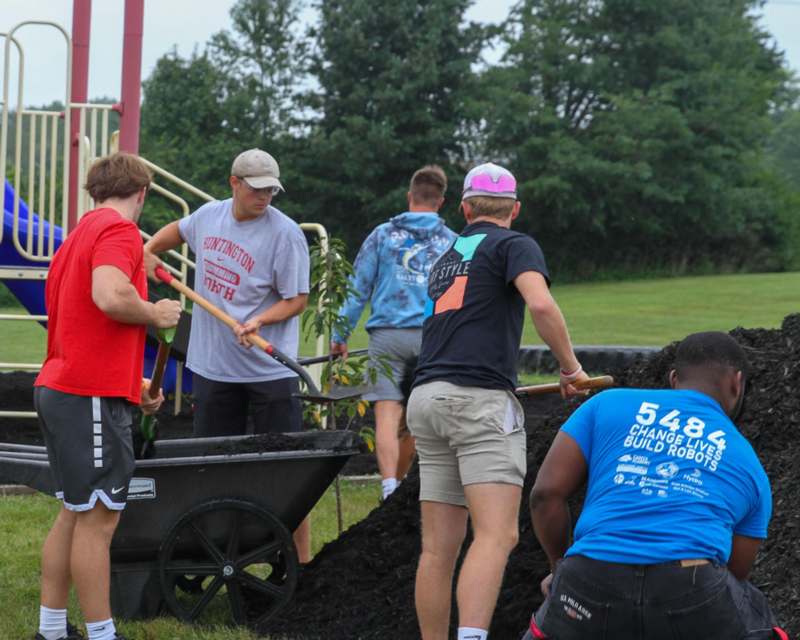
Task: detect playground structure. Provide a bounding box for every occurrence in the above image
[0,1,328,423]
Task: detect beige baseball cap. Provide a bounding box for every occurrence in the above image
[231,149,284,191]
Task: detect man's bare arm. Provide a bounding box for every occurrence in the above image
[235,294,309,346]
[728,534,762,580]
[514,270,587,395]
[92,265,181,328]
[530,431,588,570]
[142,221,183,280]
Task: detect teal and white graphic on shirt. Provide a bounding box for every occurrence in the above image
[452,233,486,261]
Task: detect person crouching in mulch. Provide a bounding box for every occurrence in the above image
[522,331,787,640]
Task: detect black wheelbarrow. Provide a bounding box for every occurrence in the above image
[0,429,360,628]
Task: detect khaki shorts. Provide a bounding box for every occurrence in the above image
[407,380,526,506]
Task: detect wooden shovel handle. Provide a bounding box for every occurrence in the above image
[154,266,321,395]
[515,375,614,396]
[147,341,172,399]
[155,266,263,343]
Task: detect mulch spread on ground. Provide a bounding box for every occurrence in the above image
[260,317,800,640]
[2,317,798,638]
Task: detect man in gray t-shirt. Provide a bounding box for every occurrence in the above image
[144,148,311,560]
[144,148,309,433]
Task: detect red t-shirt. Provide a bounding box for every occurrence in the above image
[35,208,147,404]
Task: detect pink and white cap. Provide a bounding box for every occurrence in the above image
[462,162,517,200]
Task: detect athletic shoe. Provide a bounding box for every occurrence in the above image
[34,622,85,640]
[34,630,84,640]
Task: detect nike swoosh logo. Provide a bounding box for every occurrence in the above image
[111,486,125,495]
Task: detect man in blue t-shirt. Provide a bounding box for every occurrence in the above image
[523,331,786,640]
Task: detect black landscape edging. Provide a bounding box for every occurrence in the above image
[518,344,661,374]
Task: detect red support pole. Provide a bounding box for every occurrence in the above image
[118,0,144,154]
[68,0,91,233]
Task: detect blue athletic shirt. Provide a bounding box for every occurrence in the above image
[562,388,771,565]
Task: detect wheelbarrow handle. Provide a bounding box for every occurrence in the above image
[154,266,322,396]
[515,375,615,396]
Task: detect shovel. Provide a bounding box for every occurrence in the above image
[515,375,614,396]
[154,266,362,403]
[297,349,368,366]
[138,326,175,458]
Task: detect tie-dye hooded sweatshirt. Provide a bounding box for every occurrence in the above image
[332,212,457,342]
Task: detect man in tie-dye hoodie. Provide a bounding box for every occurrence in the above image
[331,165,457,500]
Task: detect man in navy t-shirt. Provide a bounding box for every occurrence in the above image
[407,163,587,640]
[523,331,786,640]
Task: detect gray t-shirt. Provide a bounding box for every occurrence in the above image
[178,198,310,382]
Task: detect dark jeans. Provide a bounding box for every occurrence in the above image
[192,373,302,437]
[522,555,783,640]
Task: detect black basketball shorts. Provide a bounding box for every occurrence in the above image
[34,386,136,512]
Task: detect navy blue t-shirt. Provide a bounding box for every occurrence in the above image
[563,388,772,565]
[414,220,549,391]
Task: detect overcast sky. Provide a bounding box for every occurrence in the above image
[2,0,799,108]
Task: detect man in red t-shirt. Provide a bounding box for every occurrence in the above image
[33,153,181,640]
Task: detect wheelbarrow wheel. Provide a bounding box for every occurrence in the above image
[158,498,298,628]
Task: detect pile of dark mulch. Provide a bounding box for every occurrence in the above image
[262,316,800,640]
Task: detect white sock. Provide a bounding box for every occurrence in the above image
[381,477,398,499]
[458,627,488,640]
[86,618,116,640]
[38,606,67,640]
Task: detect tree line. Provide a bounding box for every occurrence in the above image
[17,0,800,281]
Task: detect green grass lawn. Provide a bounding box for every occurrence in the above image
[3,272,798,365]
[549,272,800,346]
[0,308,47,366]
[0,479,380,640]
[306,271,800,351]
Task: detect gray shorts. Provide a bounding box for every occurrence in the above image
[407,380,526,506]
[364,328,422,402]
[35,386,135,512]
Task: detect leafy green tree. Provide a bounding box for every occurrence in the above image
[769,87,800,186]
[139,51,243,191]
[138,51,239,232]
[138,0,310,233]
[293,0,485,253]
[208,0,309,139]
[484,0,793,276]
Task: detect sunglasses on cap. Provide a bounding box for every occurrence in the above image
[235,177,281,196]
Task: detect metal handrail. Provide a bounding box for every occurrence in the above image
[0,31,23,246]
[5,22,72,263]
[140,156,216,203]
[0,25,66,417]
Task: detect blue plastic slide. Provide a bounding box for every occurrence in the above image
[2,179,63,315]
[2,179,187,393]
